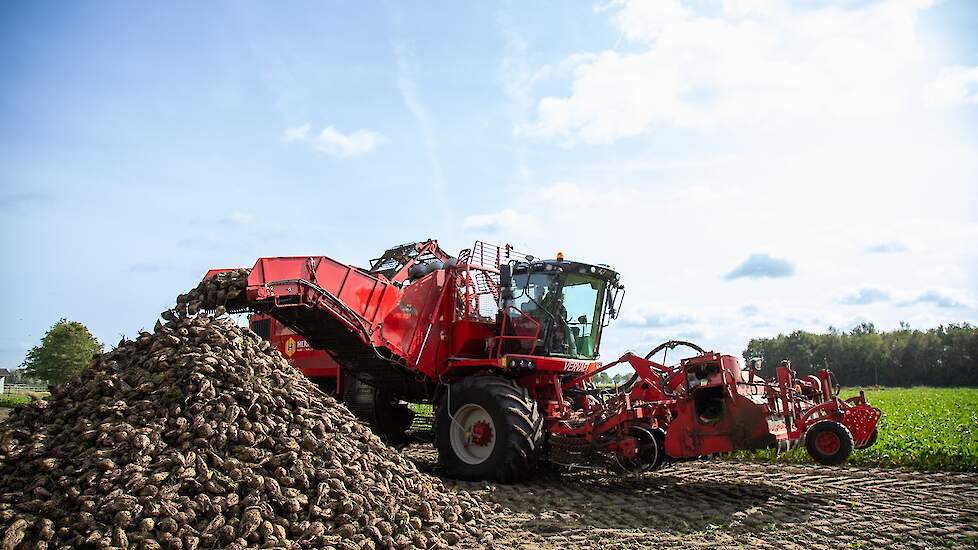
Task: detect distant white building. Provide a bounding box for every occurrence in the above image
[0,369,8,393]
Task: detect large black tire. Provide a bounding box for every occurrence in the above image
[312,377,340,397]
[805,420,854,466]
[436,376,544,483]
[616,426,667,472]
[342,371,414,443]
[635,427,667,471]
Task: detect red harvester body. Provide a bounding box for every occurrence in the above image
[205,240,880,481]
[248,313,341,393]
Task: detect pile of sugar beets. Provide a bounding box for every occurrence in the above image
[0,272,495,550]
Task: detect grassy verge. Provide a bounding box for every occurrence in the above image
[0,394,32,408]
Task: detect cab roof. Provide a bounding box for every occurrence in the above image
[514,259,620,283]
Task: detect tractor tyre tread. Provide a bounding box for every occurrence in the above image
[436,375,543,483]
[804,420,854,466]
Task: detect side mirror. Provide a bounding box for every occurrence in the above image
[578,315,587,324]
[610,285,625,319]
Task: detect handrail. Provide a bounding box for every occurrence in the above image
[493,306,542,357]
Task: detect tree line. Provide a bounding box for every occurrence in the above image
[743,322,978,387]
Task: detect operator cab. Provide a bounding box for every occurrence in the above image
[500,255,623,360]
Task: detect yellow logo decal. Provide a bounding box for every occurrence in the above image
[285,337,297,357]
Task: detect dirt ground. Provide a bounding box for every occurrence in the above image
[2,407,975,549]
[404,445,978,549]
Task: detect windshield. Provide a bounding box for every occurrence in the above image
[561,274,604,358]
[512,270,607,359]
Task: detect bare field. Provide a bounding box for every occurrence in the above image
[404,445,978,549]
[4,406,976,548]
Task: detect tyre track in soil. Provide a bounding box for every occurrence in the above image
[404,445,978,549]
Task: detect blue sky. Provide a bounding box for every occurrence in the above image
[2,0,977,369]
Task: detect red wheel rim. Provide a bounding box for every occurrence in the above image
[470,420,493,446]
[815,430,840,455]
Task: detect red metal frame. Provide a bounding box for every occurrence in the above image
[492,306,542,357]
[548,351,880,465]
[247,313,341,393]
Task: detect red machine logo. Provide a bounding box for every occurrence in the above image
[284,336,297,358]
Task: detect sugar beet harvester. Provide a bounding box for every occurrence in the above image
[206,240,880,482]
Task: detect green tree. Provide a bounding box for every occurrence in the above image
[20,319,102,385]
[742,322,978,387]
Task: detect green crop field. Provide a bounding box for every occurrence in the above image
[735,387,978,472]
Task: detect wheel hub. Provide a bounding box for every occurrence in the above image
[815,430,841,455]
[449,403,496,465]
[469,420,493,446]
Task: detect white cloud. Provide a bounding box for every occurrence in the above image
[899,290,970,309]
[454,174,978,367]
[839,288,890,305]
[720,0,778,18]
[218,211,255,226]
[484,0,977,366]
[461,209,532,233]
[675,183,744,203]
[724,254,796,280]
[393,41,446,191]
[283,124,311,142]
[497,14,535,185]
[863,241,909,254]
[283,124,386,157]
[608,0,689,43]
[922,65,978,108]
[617,302,698,328]
[523,0,936,143]
[535,181,633,206]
